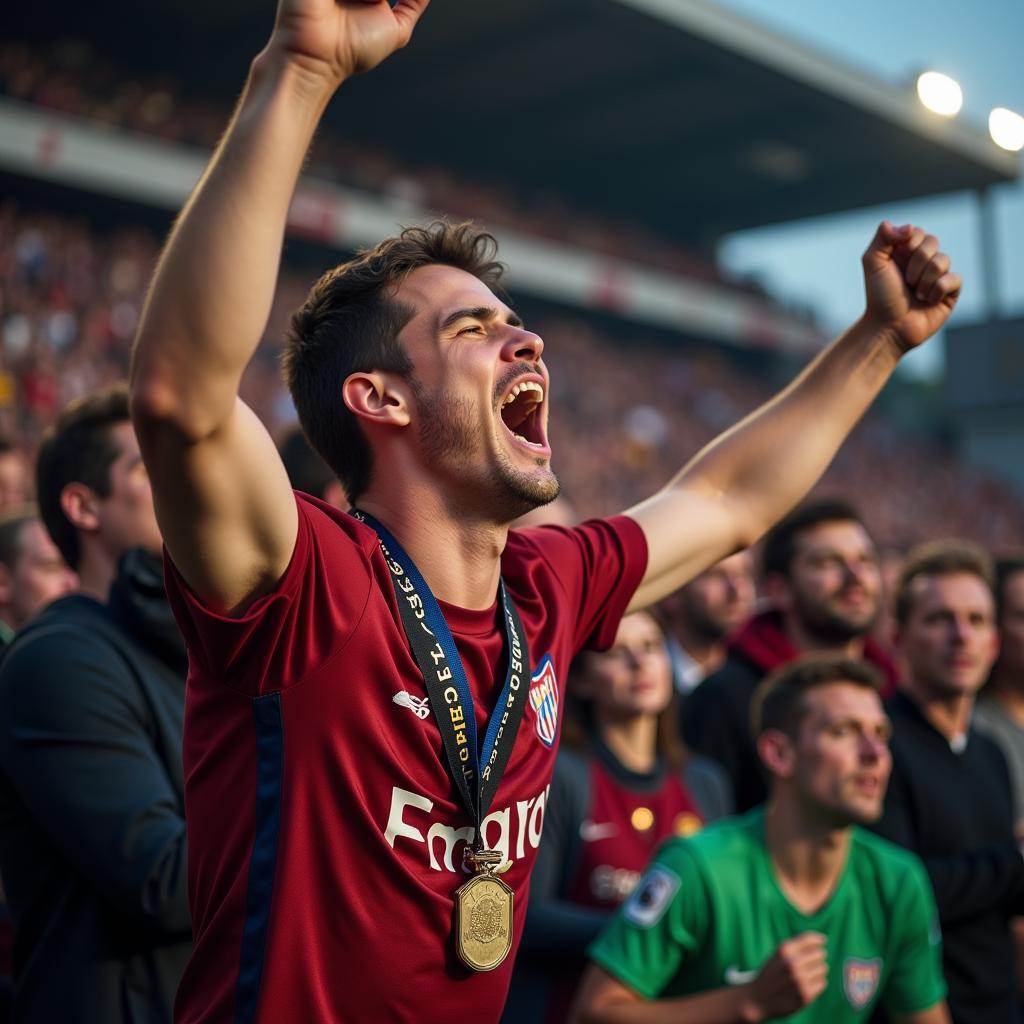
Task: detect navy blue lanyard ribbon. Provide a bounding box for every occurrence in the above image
[353,510,531,843]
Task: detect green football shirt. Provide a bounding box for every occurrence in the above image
[588,809,945,1020]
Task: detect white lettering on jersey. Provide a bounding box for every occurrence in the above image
[427,822,474,871]
[384,788,433,847]
[383,784,551,872]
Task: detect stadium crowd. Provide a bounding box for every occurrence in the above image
[0,35,767,289]
[1,203,1022,550]
[0,13,1023,1024]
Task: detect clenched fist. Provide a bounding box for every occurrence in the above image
[272,0,431,84]
[740,931,828,1022]
[861,220,961,352]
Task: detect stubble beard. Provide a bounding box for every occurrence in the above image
[684,599,735,645]
[414,384,559,523]
[803,786,879,831]
[793,588,878,646]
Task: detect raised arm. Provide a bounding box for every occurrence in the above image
[626,222,959,613]
[129,0,429,613]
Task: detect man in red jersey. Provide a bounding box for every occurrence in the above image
[129,2,961,1021]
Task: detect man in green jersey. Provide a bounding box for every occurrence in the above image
[573,655,949,1024]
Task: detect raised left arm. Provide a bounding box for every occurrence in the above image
[625,221,959,613]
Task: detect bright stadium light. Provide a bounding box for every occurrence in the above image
[916,71,963,116]
[989,107,1024,151]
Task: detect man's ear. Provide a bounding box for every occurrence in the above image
[59,482,101,534]
[342,371,412,428]
[757,729,796,781]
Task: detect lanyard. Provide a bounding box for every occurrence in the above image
[353,510,531,846]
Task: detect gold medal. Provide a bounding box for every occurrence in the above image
[454,855,514,972]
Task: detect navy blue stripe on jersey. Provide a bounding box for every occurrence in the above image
[234,693,284,1024]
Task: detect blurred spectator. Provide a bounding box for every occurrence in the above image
[0,385,189,1022]
[277,423,345,507]
[506,611,731,1023]
[574,655,948,1024]
[0,37,738,293]
[974,552,1024,832]
[656,550,756,697]
[0,442,29,509]
[682,500,898,811]
[0,504,76,643]
[35,383,162,600]
[874,541,1023,1024]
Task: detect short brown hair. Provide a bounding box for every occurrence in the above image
[282,220,505,503]
[894,540,994,626]
[752,655,882,738]
[36,383,131,570]
[0,504,39,569]
[760,498,868,580]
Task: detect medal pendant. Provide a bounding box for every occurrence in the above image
[454,870,514,972]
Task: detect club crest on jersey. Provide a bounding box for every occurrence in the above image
[843,958,881,1009]
[528,655,559,748]
[622,865,680,928]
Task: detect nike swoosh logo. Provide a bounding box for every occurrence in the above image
[580,820,619,842]
[724,966,758,986]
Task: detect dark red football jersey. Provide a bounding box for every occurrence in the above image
[165,495,647,1023]
[567,759,704,910]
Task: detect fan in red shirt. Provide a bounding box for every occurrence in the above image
[129,2,961,1021]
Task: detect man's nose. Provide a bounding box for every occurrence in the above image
[503,327,544,363]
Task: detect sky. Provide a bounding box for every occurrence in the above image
[712,0,1023,379]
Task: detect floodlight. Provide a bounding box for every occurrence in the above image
[989,107,1024,152]
[916,72,963,117]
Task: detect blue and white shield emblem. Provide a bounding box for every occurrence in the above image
[843,957,881,1010]
[528,655,559,748]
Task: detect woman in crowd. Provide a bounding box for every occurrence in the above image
[504,610,732,1023]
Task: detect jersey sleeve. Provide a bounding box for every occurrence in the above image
[163,494,374,695]
[880,854,947,1016]
[586,839,708,999]
[512,515,648,655]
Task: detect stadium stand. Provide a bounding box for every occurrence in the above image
[0,37,745,290]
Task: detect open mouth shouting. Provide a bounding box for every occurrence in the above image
[499,378,550,455]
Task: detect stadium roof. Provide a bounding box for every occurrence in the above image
[10,0,1018,248]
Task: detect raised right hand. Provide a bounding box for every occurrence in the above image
[741,932,828,1021]
[272,0,431,84]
